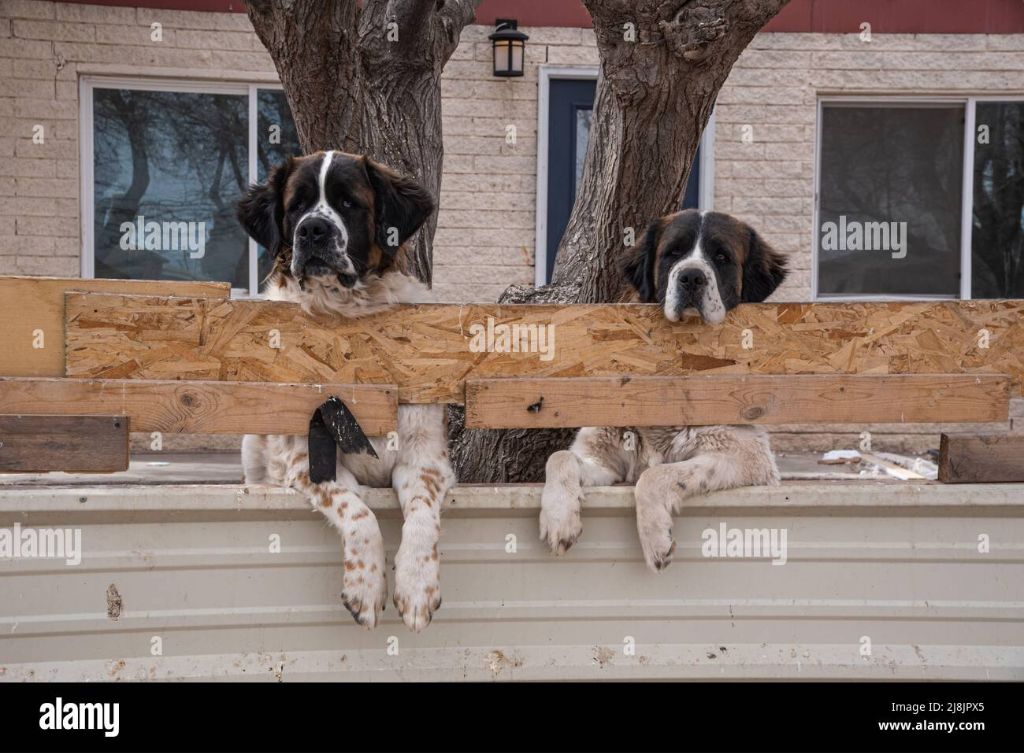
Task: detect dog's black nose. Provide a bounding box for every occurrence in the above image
[297,217,329,245]
[678,269,707,290]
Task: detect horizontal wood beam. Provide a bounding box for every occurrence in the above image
[465,375,1011,428]
[0,378,397,436]
[0,276,228,378]
[64,294,1024,404]
[0,415,129,473]
[939,433,1024,483]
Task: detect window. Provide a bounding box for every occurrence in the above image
[81,78,302,296]
[815,98,1024,300]
[973,102,1024,298]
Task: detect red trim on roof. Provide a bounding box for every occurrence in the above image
[54,0,1024,33]
[474,0,591,28]
[765,0,1024,33]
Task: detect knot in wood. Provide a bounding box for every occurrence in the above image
[742,405,766,421]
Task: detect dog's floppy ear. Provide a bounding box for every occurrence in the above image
[619,219,662,302]
[364,158,435,256]
[236,157,294,256]
[741,227,788,303]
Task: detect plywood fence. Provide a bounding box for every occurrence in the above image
[0,277,1019,475]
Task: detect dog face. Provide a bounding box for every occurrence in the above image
[236,150,434,288]
[622,209,787,324]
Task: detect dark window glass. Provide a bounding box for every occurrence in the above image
[93,88,249,287]
[972,101,1024,298]
[256,89,302,285]
[818,105,964,296]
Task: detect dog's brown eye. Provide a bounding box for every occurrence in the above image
[715,252,727,263]
[341,200,353,209]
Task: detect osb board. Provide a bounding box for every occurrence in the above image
[0,277,229,378]
[0,414,129,473]
[0,378,397,436]
[64,295,1024,404]
[464,375,1011,429]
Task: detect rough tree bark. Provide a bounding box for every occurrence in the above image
[451,0,791,482]
[245,0,482,285]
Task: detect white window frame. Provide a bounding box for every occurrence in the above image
[79,76,284,298]
[813,95,1024,301]
[534,65,716,287]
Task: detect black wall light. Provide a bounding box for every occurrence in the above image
[490,18,529,77]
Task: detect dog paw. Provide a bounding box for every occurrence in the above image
[340,530,387,629]
[539,480,583,555]
[635,467,680,573]
[393,543,441,633]
[638,523,676,572]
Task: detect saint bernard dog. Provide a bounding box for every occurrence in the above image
[237,151,452,632]
[540,209,788,572]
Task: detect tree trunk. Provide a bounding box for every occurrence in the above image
[245,0,481,285]
[451,0,790,482]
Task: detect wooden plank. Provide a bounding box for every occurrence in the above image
[938,433,1024,483]
[464,375,1011,428]
[64,295,1024,404]
[0,378,397,436]
[0,415,129,473]
[0,276,229,378]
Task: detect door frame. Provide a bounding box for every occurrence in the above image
[534,65,716,286]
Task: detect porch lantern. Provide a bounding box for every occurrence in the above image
[489,19,528,77]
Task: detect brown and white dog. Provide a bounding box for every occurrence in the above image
[540,209,788,572]
[237,151,452,631]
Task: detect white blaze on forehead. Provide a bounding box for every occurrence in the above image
[663,211,726,324]
[318,149,334,204]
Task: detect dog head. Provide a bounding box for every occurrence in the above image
[236,150,434,289]
[621,209,787,324]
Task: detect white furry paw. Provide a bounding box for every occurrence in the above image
[539,477,583,555]
[637,512,676,572]
[635,467,681,572]
[393,542,441,633]
[340,527,387,629]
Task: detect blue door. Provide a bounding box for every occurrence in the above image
[544,78,702,283]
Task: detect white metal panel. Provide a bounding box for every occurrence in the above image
[0,483,1022,681]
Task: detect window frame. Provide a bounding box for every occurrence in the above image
[534,65,716,287]
[79,76,285,298]
[813,94,1024,302]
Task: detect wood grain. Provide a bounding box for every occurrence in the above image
[63,295,1024,405]
[465,375,1011,428]
[0,378,397,436]
[0,277,229,378]
[939,433,1024,483]
[0,414,129,473]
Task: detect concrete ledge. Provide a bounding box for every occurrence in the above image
[1,482,1023,520]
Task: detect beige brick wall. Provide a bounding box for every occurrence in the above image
[4,3,1022,305]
